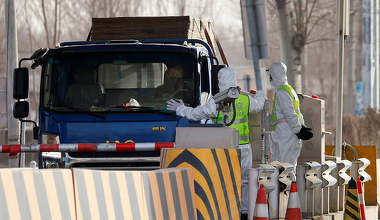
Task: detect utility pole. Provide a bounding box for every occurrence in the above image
[241,0,269,90]
[246,0,263,90]
[346,0,356,114]
[5,0,20,167]
[335,0,349,160]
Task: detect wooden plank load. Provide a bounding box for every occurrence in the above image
[89,16,214,42]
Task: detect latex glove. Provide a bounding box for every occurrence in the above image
[296,125,313,140]
[167,99,184,111]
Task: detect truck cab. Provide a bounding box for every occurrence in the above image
[14,39,219,169]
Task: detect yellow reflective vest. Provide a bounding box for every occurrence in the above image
[213,94,250,144]
[271,85,301,131]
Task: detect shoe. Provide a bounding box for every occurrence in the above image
[241,213,248,220]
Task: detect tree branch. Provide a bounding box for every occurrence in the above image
[292,0,301,31]
[158,0,168,15]
[133,0,142,16]
[41,0,50,47]
[305,38,335,45]
[57,0,62,43]
[304,0,317,36]
[53,0,58,45]
[265,0,276,10]
[306,12,332,39]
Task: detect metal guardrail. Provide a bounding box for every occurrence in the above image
[357,158,371,183]
[257,163,276,193]
[338,159,352,185]
[322,161,337,188]
[305,161,323,189]
[270,161,294,191]
[322,161,337,214]
[293,158,371,218]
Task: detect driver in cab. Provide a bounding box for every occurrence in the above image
[154,65,186,101]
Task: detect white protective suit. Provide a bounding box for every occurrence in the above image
[175,67,265,214]
[269,62,304,170]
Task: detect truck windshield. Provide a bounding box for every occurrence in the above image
[42,51,196,112]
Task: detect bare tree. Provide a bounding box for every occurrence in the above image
[41,0,51,46]
[155,0,169,15]
[264,0,343,137]
[30,0,63,47]
[178,0,187,16]
[273,0,335,93]
[85,0,142,17]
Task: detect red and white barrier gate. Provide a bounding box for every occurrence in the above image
[0,142,175,156]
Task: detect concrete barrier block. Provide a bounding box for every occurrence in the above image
[73,168,197,220]
[0,168,76,220]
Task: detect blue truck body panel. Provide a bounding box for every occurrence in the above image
[39,109,191,143]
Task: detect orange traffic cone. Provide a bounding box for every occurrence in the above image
[285,181,302,220]
[253,184,269,220]
[357,176,367,220]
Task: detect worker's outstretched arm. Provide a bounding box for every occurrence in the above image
[174,98,218,121]
[248,90,266,113]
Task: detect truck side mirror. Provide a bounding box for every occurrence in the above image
[33,126,39,140]
[13,101,29,119]
[13,67,29,99]
[211,65,226,96]
[200,56,210,93]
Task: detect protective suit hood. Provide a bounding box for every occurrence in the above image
[218,67,238,91]
[268,62,288,89]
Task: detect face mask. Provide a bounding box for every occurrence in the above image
[167,77,182,90]
[168,77,180,84]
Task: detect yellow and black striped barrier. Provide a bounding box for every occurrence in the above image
[0,168,196,219]
[344,177,360,220]
[73,168,197,220]
[161,148,241,220]
[0,168,76,220]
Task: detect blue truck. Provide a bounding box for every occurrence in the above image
[13,17,225,169]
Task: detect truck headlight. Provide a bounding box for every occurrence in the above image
[45,161,59,168]
[41,132,60,144]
